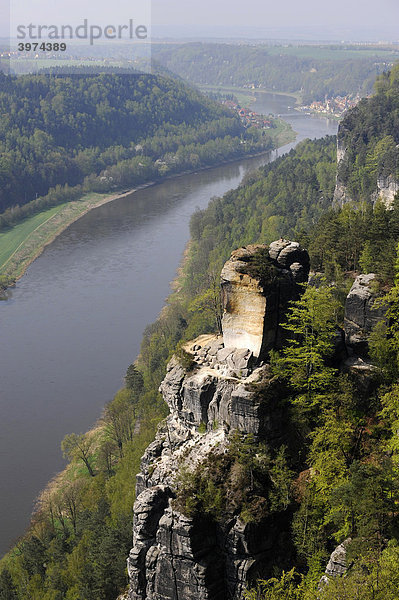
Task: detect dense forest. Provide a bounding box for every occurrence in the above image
[3,61,399,600]
[0,70,278,227]
[153,42,395,103]
[336,66,399,200]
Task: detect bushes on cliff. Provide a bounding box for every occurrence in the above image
[175,434,294,524]
[304,198,399,283]
[244,543,399,600]
[245,247,280,292]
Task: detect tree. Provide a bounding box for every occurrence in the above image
[271,285,339,413]
[98,439,118,477]
[58,479,86,535]
[103,389,136,458]
[244,569,305,600]
[380,384,399,460]
[330,459,399,555]
[369,241,399,378]
[188,269,223,334]
[61,433,95,477]
[125,364,144,395]
[0,568,18,600]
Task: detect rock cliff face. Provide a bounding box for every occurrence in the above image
[344,273,385,357]
[333,122,398,208]
[221,241,309,359]
[128,339,290,600]
[319,540,351,587]
[333,134,352,206]
[127,235,391,600]
[126,240,388,600]
[373,174,398,208]
[127,241,309,600]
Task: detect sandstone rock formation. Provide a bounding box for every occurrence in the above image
[127,241,309,600]
[221,241,309,359]
[333,130,353,206]
[344,273,385,356]
[319,539,351,587]
[373,174,398,208]
[126,237,391,600]
[128,332,290,600]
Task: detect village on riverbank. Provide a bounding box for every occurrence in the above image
[220,91,363,123]
[296,94,364,118]
[221,99,273,129]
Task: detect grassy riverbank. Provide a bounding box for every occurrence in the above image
[0,191,134,290]
[0,124,295,293]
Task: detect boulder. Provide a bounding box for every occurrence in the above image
[319,539,351,587]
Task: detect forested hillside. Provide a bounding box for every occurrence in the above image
[153,43,395,103]
[336,63,399,200]
[0,70,277,224]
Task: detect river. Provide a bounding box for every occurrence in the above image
[0,92,337,556]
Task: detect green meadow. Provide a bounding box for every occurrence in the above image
[0,204,68,273]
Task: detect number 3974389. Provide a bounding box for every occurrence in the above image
[18,43,67,52]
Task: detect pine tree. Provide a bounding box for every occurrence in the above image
[370,241,399,379]
[271,285,339,413]
[0,569,17,600]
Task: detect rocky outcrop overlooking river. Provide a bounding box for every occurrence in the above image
[127,241,385,600]
[127,241,310,599]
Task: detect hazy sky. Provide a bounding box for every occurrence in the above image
[152,0,398,30]
[2,0,399,41]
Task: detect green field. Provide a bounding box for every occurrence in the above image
[0,192,110,287]
[271,118,297,146]
[198,84,257,106]
[0,204,68,273]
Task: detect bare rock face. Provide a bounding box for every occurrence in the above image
[128,336,289,600]
[128,345,288,600]
[221,242,309,359]
[333,122,398,208]
[129,495,225,600]
[319,539,351,587]
[373,174,398,208]
[344,273,385,356]
[159,335,286,440]
[333,133,353,206]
